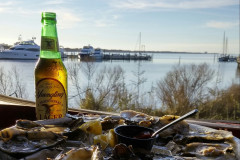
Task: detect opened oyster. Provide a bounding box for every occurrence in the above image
[0,121,64,156]
[55,145,103,160]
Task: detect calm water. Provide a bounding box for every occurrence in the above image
[0,53,239,107]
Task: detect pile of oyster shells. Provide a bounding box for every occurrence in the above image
[0,110,239,160]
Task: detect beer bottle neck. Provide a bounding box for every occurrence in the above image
[40,19,61,59]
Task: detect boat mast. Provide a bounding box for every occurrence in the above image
[18,34,22,42]
[139,32,141,55]
[223,31,225,55]
[225,37,228,55]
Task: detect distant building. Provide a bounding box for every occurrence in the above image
[0,43,12,50]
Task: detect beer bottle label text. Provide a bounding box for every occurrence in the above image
[36,78,67,120]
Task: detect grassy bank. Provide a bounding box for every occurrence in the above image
[68,62,240,121]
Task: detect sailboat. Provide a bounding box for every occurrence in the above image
[218,32,229,62]
[135,32,151,60]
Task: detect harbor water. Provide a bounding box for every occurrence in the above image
[0,52,239,108]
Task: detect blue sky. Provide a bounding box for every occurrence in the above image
[0,0,239,54]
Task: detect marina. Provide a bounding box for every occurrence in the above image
[77,44,152,61]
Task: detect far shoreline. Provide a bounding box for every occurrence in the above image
[64,48,220,55]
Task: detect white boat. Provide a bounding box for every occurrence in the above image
[90,48,104,60]
[78,45,95,59]
[0,40,66,60]
[0,40,40,60]
[59,47,67,58]
[218,32,236,62]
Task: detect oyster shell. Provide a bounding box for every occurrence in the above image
[101,115,122,131]
[16,119,42,129]
[56,146,103,160]
[183,142,233,157]
[0,117,82,156]
[0,132,63,155]
[120,110,151,122]
[120,110,158,127]
[112,143,135,159]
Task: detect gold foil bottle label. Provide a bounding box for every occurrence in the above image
[36,78,67,120]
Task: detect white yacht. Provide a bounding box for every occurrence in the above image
[78,45,95,59]
[78,46,104,60]
[0,40,40,60]
[0,40,66,60]
[90,48,104,60]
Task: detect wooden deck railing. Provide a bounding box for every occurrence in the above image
[0,94,239,138]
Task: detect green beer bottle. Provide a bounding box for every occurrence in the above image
[35,12,68,120]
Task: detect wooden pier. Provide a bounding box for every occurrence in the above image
[64,52,153,61]
[103,53,152,60]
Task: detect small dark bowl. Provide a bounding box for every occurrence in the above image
[114,125,155,151]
